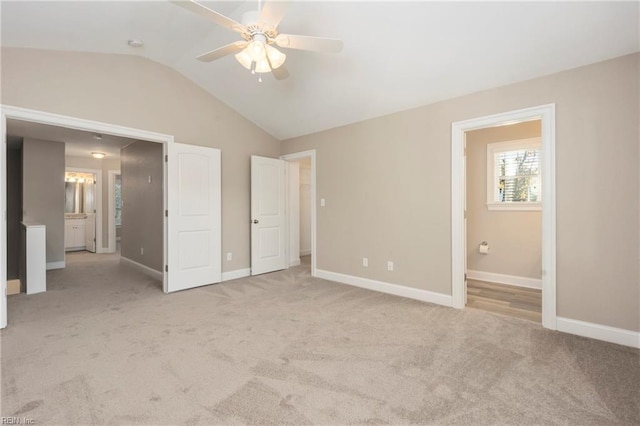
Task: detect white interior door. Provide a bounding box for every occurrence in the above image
[167,143,221,292]
[84,179,96,252]
[464,138,468,305]
[85,213,96,253]
[251,155,286,275]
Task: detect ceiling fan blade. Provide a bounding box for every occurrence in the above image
[259,0,290,30]
[275,34,343,53]
[197,41,247,62]
[170,0,245,33]
[271,64,290,80]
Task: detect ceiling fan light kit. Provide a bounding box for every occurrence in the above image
[171,0,343,81]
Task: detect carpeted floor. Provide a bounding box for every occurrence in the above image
[1,251,639,425]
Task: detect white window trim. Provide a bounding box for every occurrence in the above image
[486,137,542,211]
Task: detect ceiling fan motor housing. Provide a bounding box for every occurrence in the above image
[241,10,278,42]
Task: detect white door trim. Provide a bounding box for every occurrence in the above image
[66,166,102,253]
[280,150,317,277]
[0,104,174,329]
[107,169,121,253]
[451,104,557,330]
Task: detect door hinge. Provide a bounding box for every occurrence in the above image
[165,210,168,217]
[165,265,168,272]
[165,155,168,162]
[464,273,467,281]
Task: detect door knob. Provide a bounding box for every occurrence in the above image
[252,219,259,224]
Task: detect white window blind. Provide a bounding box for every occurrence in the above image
[487,138,541,211]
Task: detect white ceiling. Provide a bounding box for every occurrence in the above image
[2,1,638,140]
[7,119,135,159]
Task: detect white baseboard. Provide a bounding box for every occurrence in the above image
[222,268,251,282]
[466,270,541,290]
[289,258,301,267]
[300,249,311,256]
[120,256,163,281]
[557,317,640,349]
[316,269,452,307]
[46,261,65,270]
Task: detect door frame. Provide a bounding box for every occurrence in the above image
[107,169,121,253]
[280,150,317,277]
[65,166,102,254]
[451,103,557,330]
[0,104,174,329]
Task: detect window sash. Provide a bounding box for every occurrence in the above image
[487,138,541,208]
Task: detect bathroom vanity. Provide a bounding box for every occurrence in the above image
[65,214,87,251]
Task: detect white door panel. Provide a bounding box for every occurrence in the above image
[167,143,221,292]
[251,156,286,275]
[85,213,96,253]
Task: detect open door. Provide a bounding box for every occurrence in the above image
[463,138,468,305]
[85,213,96,253]
[167,143,221,292]
[251,155,286,275]
[84,179,96,252]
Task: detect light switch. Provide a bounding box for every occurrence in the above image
[320,198,326,207]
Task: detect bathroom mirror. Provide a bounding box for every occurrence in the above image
[65,182,85,214]
[65,172,96,214]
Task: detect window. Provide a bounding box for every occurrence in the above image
[486,138,541,211]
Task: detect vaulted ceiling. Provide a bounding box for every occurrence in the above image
[2,1,638,140]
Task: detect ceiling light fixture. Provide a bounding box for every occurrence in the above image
[92,152,106,159]
[234,32,286,81]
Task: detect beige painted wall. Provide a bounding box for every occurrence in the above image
[22,138,65,264]
[1,47,281,272]
[466,121,542,279]
[120,141,163,271]
[65,155,121,250]
[283,53,640,332]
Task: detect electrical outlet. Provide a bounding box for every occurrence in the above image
[387,261,394,271]
[362,257,368,267]
[140,247,144,255]
[226,252,232,261]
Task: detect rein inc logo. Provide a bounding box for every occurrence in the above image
[1,418,35,425]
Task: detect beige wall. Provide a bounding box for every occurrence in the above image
[283,53,640,332]
[1,47,281,272]
[120,141,163,271]
[22,138,65,264]
[466,121,542,279]
[65,155,121,250]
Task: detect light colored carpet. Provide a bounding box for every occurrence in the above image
[1,251,639,425]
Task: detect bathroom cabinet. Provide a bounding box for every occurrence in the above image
[65,218,86,251]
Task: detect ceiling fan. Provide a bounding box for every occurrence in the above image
[170,0,343,81]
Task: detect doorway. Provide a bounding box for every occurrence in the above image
[108,170,122,253]
[248,151,317,277]
[1,106,169,329]
[464,120,542,322]
[64,168,100,255]
[281,150,317,276]
[451,104,556,330]
[286,157,312,270]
